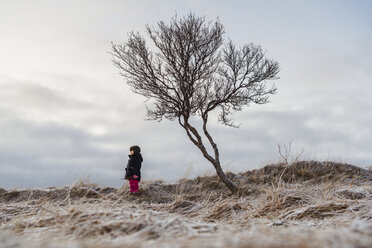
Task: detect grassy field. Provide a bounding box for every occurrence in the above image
[1,161,372,247]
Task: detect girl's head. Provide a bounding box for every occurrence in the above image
[130,145,141,155]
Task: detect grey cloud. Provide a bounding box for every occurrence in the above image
[1,1,372,189]
[1,65,372,189]
[1,99,371,190]
[0,77,207,188]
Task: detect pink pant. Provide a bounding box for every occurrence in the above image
[129,179,139,193]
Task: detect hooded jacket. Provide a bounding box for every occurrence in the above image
[125,153,143,181]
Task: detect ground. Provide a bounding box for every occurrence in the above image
[1,161,372,247]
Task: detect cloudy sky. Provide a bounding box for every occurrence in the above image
[1,0,371,189]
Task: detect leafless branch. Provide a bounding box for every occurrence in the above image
[111,13,280,193]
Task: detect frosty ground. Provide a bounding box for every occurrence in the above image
[1,161,372,248]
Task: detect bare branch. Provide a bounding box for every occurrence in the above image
[111,12,280,193]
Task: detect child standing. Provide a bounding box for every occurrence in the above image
[125,145,143,193]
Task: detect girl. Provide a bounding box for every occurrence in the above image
[125,145,143,193]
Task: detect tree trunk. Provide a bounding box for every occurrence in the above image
[211,159,238,193]
[179,117,238,193]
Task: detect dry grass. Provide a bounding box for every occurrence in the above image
[1,161,372,247]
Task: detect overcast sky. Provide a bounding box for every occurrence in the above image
[1,0,371,189]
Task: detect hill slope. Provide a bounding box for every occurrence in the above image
[1,161,372,248]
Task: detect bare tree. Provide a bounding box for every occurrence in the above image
[111,13,280,193]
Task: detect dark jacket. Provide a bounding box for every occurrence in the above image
[125,153,143,181]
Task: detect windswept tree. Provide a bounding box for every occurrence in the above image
[111,13,280,192]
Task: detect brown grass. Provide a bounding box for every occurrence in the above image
[1,161,372,247]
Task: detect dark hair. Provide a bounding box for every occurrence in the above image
[130,145,141,154]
